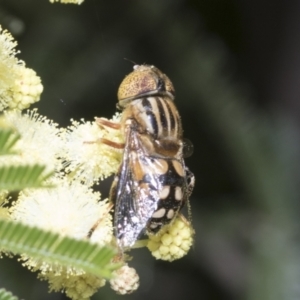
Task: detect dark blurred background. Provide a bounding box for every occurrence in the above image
[1,0,300,299]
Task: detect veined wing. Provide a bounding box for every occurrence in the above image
[112,126,163,249]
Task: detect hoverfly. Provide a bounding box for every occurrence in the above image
[97,65,194,249]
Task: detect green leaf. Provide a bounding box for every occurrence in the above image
[0,165,53,191]
[0,219,119,278]
[0,288,19,300]
[0,129,20,156]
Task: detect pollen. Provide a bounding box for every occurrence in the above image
[62,113,123,185]
[9,177,113,299]
[40,269,105,300]
[2,109,63,174]
[10,178,112,244]
[110,264,139,295]
[147,217,194,261]
[0,26,43,111]
[9,66,43,110]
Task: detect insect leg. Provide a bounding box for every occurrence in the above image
[84,118,125,149]
[184,167,195,227]
[96,117,121,130]
[86,202,113,239]
[185,167,195,198]
[83,138,125,149]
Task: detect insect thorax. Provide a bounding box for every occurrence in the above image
[121,96,183,158]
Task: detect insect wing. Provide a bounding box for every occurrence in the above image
[112,128,162,249]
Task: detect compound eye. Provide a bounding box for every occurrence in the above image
[162,75,175,97]
[182,138,194,158]
[117,67,157,106]
[117,65,176,109]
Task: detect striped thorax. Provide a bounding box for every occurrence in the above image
[122,96,181,140]
[119,65,183,159]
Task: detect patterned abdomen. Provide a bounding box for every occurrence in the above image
[141,158,187,234]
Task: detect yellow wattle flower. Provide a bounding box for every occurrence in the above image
[10,67,43,110]
[0,26,43,111]
[147,217,194,261]
[110,264,139,295]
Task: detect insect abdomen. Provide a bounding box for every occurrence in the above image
[145,159,186,233]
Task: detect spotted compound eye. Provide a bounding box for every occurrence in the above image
[117,65,175,109]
